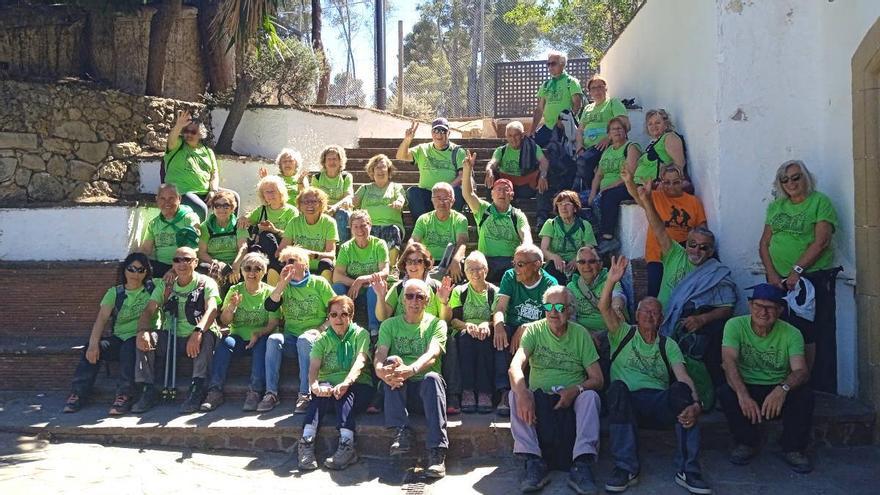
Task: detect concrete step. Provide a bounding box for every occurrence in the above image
[345,148,499,159]
[357,138,505,149]
[347,167,490,185]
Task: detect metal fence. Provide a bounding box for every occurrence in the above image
[493,58,594,118]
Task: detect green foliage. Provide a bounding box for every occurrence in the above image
[329,72,367,106]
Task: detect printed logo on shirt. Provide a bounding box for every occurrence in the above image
[483,216,519,242]
[664,205,695,229]
[740,344,785,375]
[531,344,582,374]
[514,301,544,323]
[234,306,268,328]
[209,234,238,253]
[391,335,427,356]
[463,290,491,322]
[347,259,378,278]
[769,211,807,235]
[623,346,666,382]
[284,293,324,323]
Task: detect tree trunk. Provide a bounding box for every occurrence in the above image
[467,0,481,115]
[145,0,182,96]
[196,0,235,94]
[215,44,254,154]
[313,0,330,104]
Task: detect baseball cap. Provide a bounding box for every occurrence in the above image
[747,283,787,305]
[431,118,450,131]
[492,178,514,191]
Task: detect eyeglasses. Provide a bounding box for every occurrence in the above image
[329,311,352,318]
[404,293,427,301]
[405,258,426,266]
[242,265,263,273]
[432,196,453,203]
[181,128,198,135]
[172,257,195,264]
[779,173,802,184]
[637,308,662,316]
[576,259,602,266]
[557,201,576,208]
[300,199,320,205]
[588,84,607,91]
[687,241,712,251]
[126,265,146,274]
[465,266,487,273]
[546,60,559,67]
[515,260,538,268]
[432,128,448,135]
[284,259,299,265]
[213,203,232,209]
[542,303,566,313]
[661,180,682,186]
[751,302,779,314]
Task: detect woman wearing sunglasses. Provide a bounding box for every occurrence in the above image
[64,253,159,415]
[278,187,339,282]
[633,109,690,192]
[297,295,374,471]
[197,190,248,289]
[759,160,839,393]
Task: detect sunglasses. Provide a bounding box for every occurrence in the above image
[284,259,299,265]
[515,260,538,268]
[576,259,602,266]
[126,265,146,274]
[432,128,448,134]
[172,257,195,264]
[329,311,352,318]
[687,241,712,251]
[661,180,682,186]
[181,128,199,135]
[213,203,232,209]
[779,173,802,184]
[404,293,427,301]
[242,265,263,273]
[405,258,426,265]
[542,303,566,312]
[546,60,559,67]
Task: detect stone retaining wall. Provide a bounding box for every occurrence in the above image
[0,80,205,206]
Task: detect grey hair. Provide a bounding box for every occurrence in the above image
[256,175,289,205]
[157,183,180,197]
[464,250,488,270]
[241,252,269,271]
[772,159,816,199]
[547,49,567,66]
[402,278,431,297]
[636,296,663,313]
[515,243,544,264]
[689,226,716,246]
[505,121,525,134]
[577,245,600,259]
[543,285,575,306]
[275,148,304,178]
[431,182,454,196]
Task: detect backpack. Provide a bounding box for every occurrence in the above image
[109,279,156,333]
[163,278,208,326]
[553,216,589,254]
[451,284,498,322]
[476,205,525,240]
[610,326,675,385]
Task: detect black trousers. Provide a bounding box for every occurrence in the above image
[718,382,814,452]
[70,335,136,397]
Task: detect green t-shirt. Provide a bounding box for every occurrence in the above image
[310,323,372,386]
[474,199,529,257]
[385,279,442,317]
[409,142,465,189]
[567,271,623,333]
[657,242,696,310]
[538,217,597,263]
[536,73,583,128]
[199,216,247,264]
[499,269,558,328]
[99,282,160,340]
[377,313,448,379]
[248,204,299,233]
[281,174,301,206]
[634,132,675,185]
[765,191,838,276]
[163,142,217,194]
[222,282,278,340]
[143,207,201,265]
[579,98,628,148]
[520,319,599,392]
[609,323,684,392]
[355,182,405,229]
[282,214,339,271]
[412,210,469,261]
[278,276,335,336]
[312,171,354,204]
[491,145,545,177]
[722,315,804,385]
[448,283,497,325]
[150,273,222,338]
[598,142,639,190]
[337,236,389,278]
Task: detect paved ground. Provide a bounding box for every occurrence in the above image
[1,433,878,495]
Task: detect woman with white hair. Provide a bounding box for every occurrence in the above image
[239,175,299,283]
[759,160,840,393]
[259,148,309,207]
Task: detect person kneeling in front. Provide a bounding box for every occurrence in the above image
[374,278,452,478]
[509,286,603,494]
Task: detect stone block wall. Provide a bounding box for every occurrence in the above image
[0,80,206,205]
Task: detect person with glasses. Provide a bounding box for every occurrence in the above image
[539,190,597,284]
[279,187,339,282]
[200,252,279,412]
[759,160,839,394]
[485,121,551,224]
[64,252,159,415]
[633,109,690,191]
[261,246,336,414]
[259,148,309,207]
[598,256,709,495]
[528,50,584,147]
[574,75,630,193]
[197,190,248,289]
[492,244,558,416]
[719,283,814,474]
[354,154,406,267]
[374,278,452,478]
[139,183,201,278]
[396,117,467,220]
[240,175,299,284]
[410,182,469,283]
[312,145,355,243]
[131,247,221,414]
[509,286,603,494]
[164,109,240,221]
[297,295,374,471]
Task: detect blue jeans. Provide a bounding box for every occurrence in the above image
[383,372,448,449]
[304,382,374,432]
[406,185,465,221]
[265,331,319,395]
[332,282,379,332]
[208,334,268,392]
[334,208,351,243]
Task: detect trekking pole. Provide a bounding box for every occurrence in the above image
[162,312,173,400]
[169,309,178,400]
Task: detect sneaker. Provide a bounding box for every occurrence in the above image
[63,393,82,413]
[108,394,132,416]
[568,460,598,494]
[256,392,279,412]
[496,392,511,417]
[131,385,159,414]
[324,438,358,470]
[605,467,639,493]
[477,393,494,414]
[675,472,712,494]
[242,390,261,412]
[424,447,447,478]
[179,379,206,414]
[729,444,756,466]
[200,388,224,412]
[780,451,813,474]
[298,437,318,471]
[294,393,311,414]
[446,394,461,416]
[520,455,550,492]
[461,390,477,414]
[389,427,412,456]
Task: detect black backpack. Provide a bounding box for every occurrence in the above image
[110,279,156,331]
[610,325,675,384]
[451,284,497,322]
[476,205,524,240]
[163,278,208,326]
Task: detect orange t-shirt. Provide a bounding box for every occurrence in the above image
[645,191,707,262]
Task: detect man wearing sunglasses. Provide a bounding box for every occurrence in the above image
[528,50,584,147]
[509,286,603,494]
[396,117,467,220]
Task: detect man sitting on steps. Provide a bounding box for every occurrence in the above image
[485,121,551,225]
[409,182,469,284]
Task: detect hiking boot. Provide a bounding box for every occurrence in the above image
[242,390,261,412]
[496,391,511,417]
[389,427,412,456]
[568,460,598,495]
[131,385,159,414]
[199,387,224,412]
[477,392,494,414]
[520,455,550,492]
[604,467,639,493]
[179,379,206,414]
[294,393,311,414]
[324,437,358,470]
[780,451,813,474]
[297,437,318,471]
[108,394,132,416]
[675,472,713,494]
[256,392,279,412]
[729,444,756,466]
[424,447,447,478]
[461,390,477,414]
[446,394,461,415]
[63,393,82,413]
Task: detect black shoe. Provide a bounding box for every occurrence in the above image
[389,427,411,456]
[779,451,813,474]
[424,447,447,478]
[131,385,159,414]
[179,378,206,414]
[605,467,639,493]
[520,455,550,493]
[729,444,756,466]
[569,460,598,494]
[675,471,712,494]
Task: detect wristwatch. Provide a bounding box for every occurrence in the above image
[792,265,804,275]
[194,326,208,335]
[779,383,791,393]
